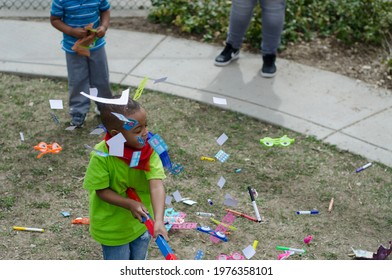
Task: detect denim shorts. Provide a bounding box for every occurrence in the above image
[101,231,151,260]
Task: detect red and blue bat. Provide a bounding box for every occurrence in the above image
[126,188,177,260]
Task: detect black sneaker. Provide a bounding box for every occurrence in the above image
[70,113,86,128]
[214,43,240,66]
[261,54,277,78]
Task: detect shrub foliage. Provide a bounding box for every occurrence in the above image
[148,0,392,73]
[148,0,392,47]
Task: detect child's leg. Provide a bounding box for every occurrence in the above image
[89,47,112,100]
[129,231,151,260]
[65,53,90,116]
[101,243,131,260]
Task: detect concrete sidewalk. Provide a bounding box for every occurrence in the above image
[1,19,392,167]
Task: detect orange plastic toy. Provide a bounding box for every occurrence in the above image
[71,217,90,225]
[34,142,62,158]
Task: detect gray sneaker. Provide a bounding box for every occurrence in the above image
[70,113,86,128]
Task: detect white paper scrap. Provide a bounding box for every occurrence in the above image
[182,199,197,206]
[106,133,126,157]
[111,112,130,122]
[19,132,24,141]
[172,190,183,202]
[224,193,238,207]
[216,133,228,146]
[80,88,129,105]
[84,144,109,157]
[89,88,98,97]
[65,126,77,131]
[165,195,173,205]
[217,176,226,189]
[49,99,63,109]
[89,128,105,135]
[213,97,227,105]
[242,245,256,259]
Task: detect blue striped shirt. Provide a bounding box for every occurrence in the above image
[51,0,110,53]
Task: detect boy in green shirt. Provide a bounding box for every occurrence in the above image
[83,96,169,260]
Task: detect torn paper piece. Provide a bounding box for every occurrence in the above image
[133,77,148,100]
[89,87,98,97]
[242,245,256,259]
[106,133,126,157]
[217,176,226,189]
[148,134,168,155]
[213,97,227,105]
[123,120,138,131]
[216,133,228,146]
[215,150,230,163]
[65,126,77,131]
[130,151,141,167]
[111,112,138,130]
[90,128,105,135]
[351,248,374,259]
[172,190,183,202]
[84,144,109,157]
[49,99,63,109]
[165,195,173,205]
[224,193,238,207]
[19,132,24,141]
[153,77,167,84]
[61,211,70,217]
[80,88,129,105]
[111,112,129,122]
[182,199,197,206]
[168,163,184,175]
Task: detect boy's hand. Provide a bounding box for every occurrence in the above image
[127,199,149,223]
[71,27,88,39]
[153,220,169,241]
[96,26,107,38]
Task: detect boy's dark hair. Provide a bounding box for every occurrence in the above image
[100,96,141,132]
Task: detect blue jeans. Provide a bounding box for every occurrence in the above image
[227,0,286,54]
[101,231,151,260]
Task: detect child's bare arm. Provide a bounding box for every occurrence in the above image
[50,15,87,38]
[96,9,110,38]
[149,179,169,240]
[96,188,149,222]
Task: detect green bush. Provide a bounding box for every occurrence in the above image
[148,0,392,47]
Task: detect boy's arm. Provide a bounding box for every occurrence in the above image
[96,9,110,38]
[149,179,169,240]
[96,188,149,222]
[50,15,87,38]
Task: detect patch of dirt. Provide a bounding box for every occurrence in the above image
[110,17,392,91]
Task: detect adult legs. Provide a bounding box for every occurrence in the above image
[227,0,258,50]
[260,0,286,55]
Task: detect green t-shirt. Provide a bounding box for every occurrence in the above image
[83,141,166,246]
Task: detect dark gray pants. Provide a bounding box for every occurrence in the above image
[66,46,112,115]
[227,0,286,54]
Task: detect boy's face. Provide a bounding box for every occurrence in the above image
[120,108,148,150]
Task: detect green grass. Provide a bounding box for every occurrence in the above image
[0,73,391,260]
